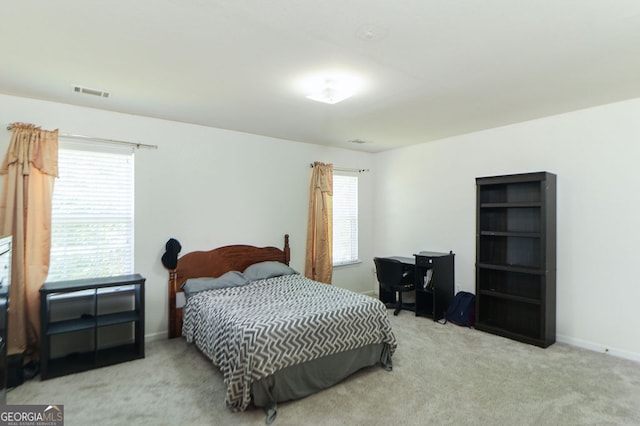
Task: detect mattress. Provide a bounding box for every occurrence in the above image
[182,273,397,411]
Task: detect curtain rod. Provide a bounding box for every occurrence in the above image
[6,125,158,150]
[309,163,369,173]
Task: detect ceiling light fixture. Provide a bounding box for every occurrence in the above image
[298,71,364,105]
[306,80,355,105]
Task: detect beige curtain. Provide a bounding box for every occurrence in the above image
[0,122,58,360]
[305,162,333,283]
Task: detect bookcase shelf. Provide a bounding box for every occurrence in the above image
[475,172,556,348]
[40,274,145,380]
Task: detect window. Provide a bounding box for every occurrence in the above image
[47,143,134,282]
[333,173,358,266]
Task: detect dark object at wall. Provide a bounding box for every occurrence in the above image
[161,238,182,269]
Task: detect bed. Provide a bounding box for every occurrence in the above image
[168,234,397,422]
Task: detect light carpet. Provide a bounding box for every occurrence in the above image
[8,312,640,425]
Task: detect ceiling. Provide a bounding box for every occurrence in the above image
[2,1,639,153]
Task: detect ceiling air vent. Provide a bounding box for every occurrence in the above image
[72,85,110,98]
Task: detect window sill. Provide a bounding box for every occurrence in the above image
[333,260,362,268]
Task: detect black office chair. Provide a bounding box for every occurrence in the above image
[374,257,415,316]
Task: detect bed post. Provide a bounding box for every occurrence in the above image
[168,269,178,338]
[284,234,290,265]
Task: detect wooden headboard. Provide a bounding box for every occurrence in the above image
[168,234,290,338]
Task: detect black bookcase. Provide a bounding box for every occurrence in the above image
[475,172,556,348]
[414,251,454,321]
[40,274,145,380]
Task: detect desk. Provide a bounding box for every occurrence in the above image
[377,252,454,321]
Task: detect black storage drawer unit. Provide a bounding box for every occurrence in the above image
[414,251,454,321]
[40,274,145,380]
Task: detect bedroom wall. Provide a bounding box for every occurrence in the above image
[0,93,375,341]
[372,97,640,361]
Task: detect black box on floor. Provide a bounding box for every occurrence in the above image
[8,354,24,388]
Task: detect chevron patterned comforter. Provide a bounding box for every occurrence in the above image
[182,274,397,411]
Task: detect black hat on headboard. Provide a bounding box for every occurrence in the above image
[161,238,182,270]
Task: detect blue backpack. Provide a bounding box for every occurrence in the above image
[443,291,476,327]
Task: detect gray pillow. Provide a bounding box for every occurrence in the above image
[181,270,249,298]
[243,261,298,281]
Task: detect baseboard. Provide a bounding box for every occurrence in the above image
[145,331,168,342]
[557,334,640,363]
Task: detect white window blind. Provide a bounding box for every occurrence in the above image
[333,174,359,266]
[47,144,134,282]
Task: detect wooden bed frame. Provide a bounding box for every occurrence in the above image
[168,234,290,338]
